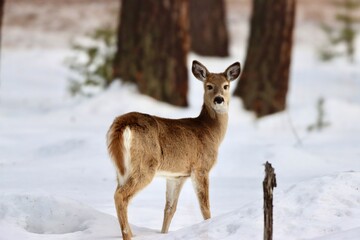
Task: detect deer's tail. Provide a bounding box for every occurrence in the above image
[107,119,132,186]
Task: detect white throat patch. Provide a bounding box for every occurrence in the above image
[213,102,228,113]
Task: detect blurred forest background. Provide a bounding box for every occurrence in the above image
[1,0,359,117]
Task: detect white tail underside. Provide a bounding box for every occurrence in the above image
[118,127,132,186]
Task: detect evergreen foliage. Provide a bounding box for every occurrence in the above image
[319,0,360,63]
[307,97,331,132]
[65,26,116,96]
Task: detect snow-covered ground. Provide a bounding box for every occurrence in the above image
[1,45,359,240]
[1,8,360,237]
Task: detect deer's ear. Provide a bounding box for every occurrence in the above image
[192,60,209,82]
[224,62,241,81]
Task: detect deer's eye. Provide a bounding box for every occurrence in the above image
[206,85,213,90]
[224,85,229,90]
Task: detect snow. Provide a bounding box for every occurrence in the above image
[0,193,118,239]
[1,41,360,240]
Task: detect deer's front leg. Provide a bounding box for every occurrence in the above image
[161,177,187,233]
[191,171,211,219]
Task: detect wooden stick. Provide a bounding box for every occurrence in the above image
[263,161,277,240]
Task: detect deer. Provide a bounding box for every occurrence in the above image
[106,60,241,240]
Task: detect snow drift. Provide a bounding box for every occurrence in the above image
[0,194,119,239]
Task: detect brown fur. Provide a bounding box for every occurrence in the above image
[107,121,125,175]
[107,60,241,240]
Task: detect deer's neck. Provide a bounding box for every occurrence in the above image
[198,104,229,144]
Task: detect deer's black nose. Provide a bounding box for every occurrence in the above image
[214,96,224,104]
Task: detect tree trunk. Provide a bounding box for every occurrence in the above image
[113,0,189,107]
[0,0,4,83]
[0,0,3,44]
[189,0,229,57]
[234,0,296,117]
[263,161,277,240]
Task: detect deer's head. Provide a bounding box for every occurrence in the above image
[192,60,241,114]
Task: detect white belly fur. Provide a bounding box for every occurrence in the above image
[156,171,190,179]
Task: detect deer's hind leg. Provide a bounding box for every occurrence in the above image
[114,184,132,239]
[112,116,161,239]
[114,164,157,240]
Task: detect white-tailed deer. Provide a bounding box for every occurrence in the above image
[107,60,241,240]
